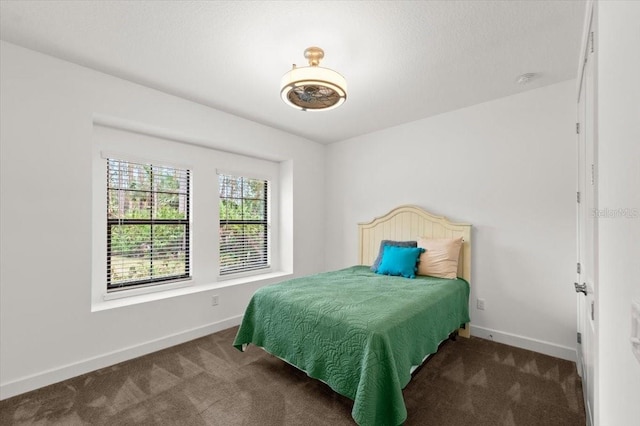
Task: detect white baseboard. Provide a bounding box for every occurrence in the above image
[0,315,243,401]
[470,324,577,362]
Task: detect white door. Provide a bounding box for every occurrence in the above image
[576,12,597,426]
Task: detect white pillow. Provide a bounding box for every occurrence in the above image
[417,237,463,279]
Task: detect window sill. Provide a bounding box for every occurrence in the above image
[91,270,292,312]
[103,279,194,301]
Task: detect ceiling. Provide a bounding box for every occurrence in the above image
[0,1,586,144]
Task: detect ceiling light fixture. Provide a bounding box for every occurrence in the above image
[280,47,347,111]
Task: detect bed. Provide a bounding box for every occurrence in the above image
[233,205,472,425]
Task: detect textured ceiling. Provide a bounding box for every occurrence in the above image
[0,1,586,144]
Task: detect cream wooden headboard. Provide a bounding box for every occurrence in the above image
[358,205,472,337]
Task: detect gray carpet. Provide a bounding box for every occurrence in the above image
[0,326,585,425]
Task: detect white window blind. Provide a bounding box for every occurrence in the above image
[218,174,270,275]
[107,158,190,289]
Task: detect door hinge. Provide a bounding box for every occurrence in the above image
[577,332,582,344]
[591,301,595,321]
[577,192,581,204]
[577,262,581,274]
[590,31,594,54]
[576,122,580,134]
[591,164,595,185]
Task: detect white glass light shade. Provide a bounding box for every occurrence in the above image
[280,65,347,111]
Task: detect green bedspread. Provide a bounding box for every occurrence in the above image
[233,266,470,426]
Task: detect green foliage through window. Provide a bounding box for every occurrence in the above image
[107,159,190,289]
[219,174,269,275]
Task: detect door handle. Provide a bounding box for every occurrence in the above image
[574,282,587,295]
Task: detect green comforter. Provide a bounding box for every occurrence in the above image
[233,266,470,426]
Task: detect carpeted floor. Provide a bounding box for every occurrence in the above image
[0,326,585,425]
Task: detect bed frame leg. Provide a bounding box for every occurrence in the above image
[458,323,471,338]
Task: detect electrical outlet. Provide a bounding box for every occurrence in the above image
[211,295,219,306]
[477,298,485,310]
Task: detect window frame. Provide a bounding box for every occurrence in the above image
[105,157,192,291]
[218,172,271,277]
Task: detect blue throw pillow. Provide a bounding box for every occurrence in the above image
[370,240,417,272]
[376,246,425,279]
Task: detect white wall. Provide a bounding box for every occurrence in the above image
[595,2,640,424]
[325,80,578,360]
[0,41,325,398]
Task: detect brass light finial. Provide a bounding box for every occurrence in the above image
[304,47,324,66]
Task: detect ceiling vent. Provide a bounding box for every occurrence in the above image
[515,73,538,85]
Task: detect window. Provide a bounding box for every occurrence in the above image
[218,174,270,276]
[92,124,285,307]
[107,159,190,290]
